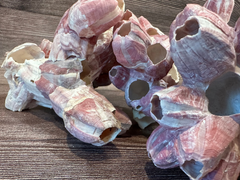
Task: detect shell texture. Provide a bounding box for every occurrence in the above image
[2,0,240,177]
[235,17,240,66]
[1,43,52,111]
[147,0,240,179]
[48,0,125,86]
[147,114,240,179]
[49,85,131,146]
[112,10,173,80]
[2,43,131,146]
[148,84,240,179]
[169,4,236,90]
[109,64,168,128]
[110,11,178,129]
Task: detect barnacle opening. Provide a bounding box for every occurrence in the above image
[118,22,131,36]
[147,43,167,64]
[100,127,118,142]
[175,18,199,41]
[147,28,158,36]
[181,160,203,179]
[80,60,91,85]
[129,80,149,100]
[122,10,133,21]
[109,68,117,77]
[8,44,44,63]
[165,64,181,85]
[151,95,163,120]
[206,72,240,116]
[136,105,141,110]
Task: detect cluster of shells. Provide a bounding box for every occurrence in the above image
[2,0,240,179]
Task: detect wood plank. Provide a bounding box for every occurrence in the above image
[0,0,240,179]
[0,0,76,16]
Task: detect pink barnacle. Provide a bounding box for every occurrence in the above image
[48,0,124,63]
[147,0,240,179]
[2,42,132,146]
[169,3,236,89]
[234,17,240,66]
[49,85,131,146]
[112,11,173,80]
[146,125,181,169]
[67,0,124,38]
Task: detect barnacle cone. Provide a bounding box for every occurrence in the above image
[0,0,132,146]
[234,17,240,67]
[1,43,52,111]
[112,10,173,80]
[148,85,240,179]
[1,43,132,146]
[110,11,180,129]
[147,0,240,179]
[49,85,124,146]
[47,0,125,87]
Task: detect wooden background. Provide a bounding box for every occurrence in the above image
[0,0,240,179]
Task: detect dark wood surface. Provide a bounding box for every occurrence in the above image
[0,0,240,179]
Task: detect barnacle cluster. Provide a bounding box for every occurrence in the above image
[2,0,240,179]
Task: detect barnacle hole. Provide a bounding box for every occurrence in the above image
[147,43,167,64]
[8,45,44,63]
[150,95,163,120]
[175,18,199,41]
[118,22,131,36]
[122,10,133,21]
[206,72,240,116]
[147,28,158,36]
[181,160,203,179]
[109,68,117,77]
[128,80,149,101]
[100,127,119,142]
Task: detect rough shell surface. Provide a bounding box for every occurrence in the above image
[39,39,52,58]
[235,17,240,66]
[109,63,180,129]
[170,5,236,89]
[1,43,52,111]
[49,85,126,146]
[49,0,124,60]
[1,43,131,146]
[203,0,234,23]
[112,10,173,80]
[48,0,125,87]
[110,11,177,129]
[147,0,240,179]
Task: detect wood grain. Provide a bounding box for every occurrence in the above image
[0,0,240,179]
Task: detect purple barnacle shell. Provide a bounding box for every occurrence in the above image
[169,3,236,90]
[112,11,173,80]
